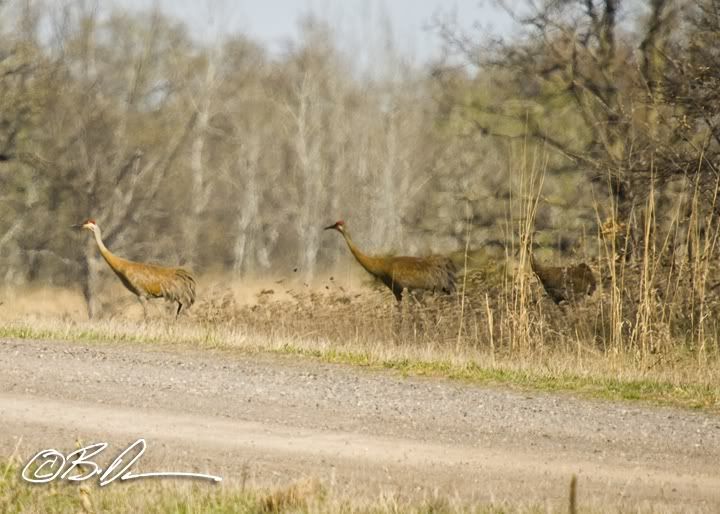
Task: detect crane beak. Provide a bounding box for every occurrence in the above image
[71,223,83,229]
[323,224,336,231]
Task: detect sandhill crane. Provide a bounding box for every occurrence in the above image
[324,220,456,301]
[529,251,596,305]
[73,219,196,317]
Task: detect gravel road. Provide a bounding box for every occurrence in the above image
[1,337,718,511]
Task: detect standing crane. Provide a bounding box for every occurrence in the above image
[529,250,596,305]
[73,219,196,317]
[324,220,456,301]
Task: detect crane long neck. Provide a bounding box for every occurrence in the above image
[92,226,119,268]
[340,229,385,276]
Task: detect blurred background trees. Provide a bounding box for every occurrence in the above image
[0,0,718,316]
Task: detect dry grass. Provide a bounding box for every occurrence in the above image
[2,156,720,412]
[0,268,718,412]
[0,457,662,513]
[0,456,574,514]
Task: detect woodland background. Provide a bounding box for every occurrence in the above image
[0,0,719,320]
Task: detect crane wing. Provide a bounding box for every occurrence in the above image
[388,255,456,293]
[115,260,196,306]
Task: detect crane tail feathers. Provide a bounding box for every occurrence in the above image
[158,268,196,310]
[432,256,457,295]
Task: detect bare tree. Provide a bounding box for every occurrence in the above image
[0,3,459,293]
[435,0,691,245]
[32,6,197,317]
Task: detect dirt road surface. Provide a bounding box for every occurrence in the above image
[1,337,718,511]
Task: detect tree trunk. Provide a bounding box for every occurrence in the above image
[232,149,260,275]
[188,57,215,267]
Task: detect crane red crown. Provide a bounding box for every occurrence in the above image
[84,219,97,225]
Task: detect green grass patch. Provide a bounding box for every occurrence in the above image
[282,344,719,411]
[1,319,718,413]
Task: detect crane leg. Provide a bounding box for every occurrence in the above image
[390,295,406,343]
[137,296,148,320]
[176,302,183,318]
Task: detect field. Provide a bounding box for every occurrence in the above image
[3,246,719,413]
[2,263,720,512]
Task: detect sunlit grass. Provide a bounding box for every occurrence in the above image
[0,459,555,514]
[1,313,718,413]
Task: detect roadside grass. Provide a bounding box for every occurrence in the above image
[0,459,563,514]
[0,313,717,413]
[3,153,720,414]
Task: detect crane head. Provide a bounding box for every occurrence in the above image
[72,219,98,231]
[323,220,345,233]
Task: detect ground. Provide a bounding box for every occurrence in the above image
[1,337,719,512]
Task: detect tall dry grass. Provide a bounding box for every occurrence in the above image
[188,147,720,392]
[2,152,720,404]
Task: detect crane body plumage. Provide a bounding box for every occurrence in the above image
[75,219,196,316]
[529,251,596,304]
[325,220,456,301]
